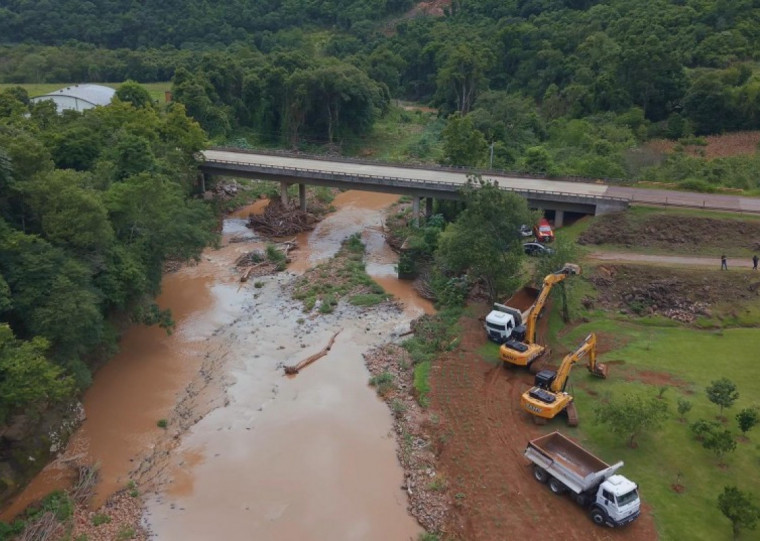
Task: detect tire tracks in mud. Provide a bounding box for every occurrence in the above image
[430,314,658,541]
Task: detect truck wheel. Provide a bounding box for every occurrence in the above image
[574,493,588,507]
[548,477,566,495]
[590,507,607,526]
[533,466,548,484]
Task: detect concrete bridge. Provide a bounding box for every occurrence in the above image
[200,148,760,225]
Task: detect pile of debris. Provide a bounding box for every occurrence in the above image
[620,279,711,322]
[247,199,317,237]
[235,240,297,282]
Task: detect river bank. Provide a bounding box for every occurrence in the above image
[2,191,435,540]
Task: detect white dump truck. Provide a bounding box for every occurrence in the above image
[484,303,527,343]
[524,431,641,527]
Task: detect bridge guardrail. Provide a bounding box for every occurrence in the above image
[207,145,629,186]
[201,158,631,204]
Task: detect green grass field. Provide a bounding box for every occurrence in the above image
[547,313,760,540]
[0,82,172,103]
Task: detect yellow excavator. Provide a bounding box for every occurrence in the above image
[520,332,608,426]
[498,263,581,372]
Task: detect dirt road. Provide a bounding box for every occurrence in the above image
[588,251,757,269]
[429,313,658,541]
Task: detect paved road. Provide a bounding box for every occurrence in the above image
[588,251,758,269]
[202,149,760,214]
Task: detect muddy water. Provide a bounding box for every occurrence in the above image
[0,240,255,520]
[3,189,427,539]
[145,190,424,539]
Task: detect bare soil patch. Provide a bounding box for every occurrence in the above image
[426,312,658,540]
[587,264,760,323]
[645,132,760,159]
[578,211,760,254]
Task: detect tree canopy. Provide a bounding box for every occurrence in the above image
[0,82,217,416]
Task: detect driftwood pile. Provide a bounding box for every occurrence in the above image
[236,239,298,283]
[248,198,317,237]
[284,330,341,375]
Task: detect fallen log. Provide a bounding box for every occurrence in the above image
[284,330,342,375]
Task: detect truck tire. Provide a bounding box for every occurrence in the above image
[590,507,607,526]
[548,477,566,495]
[533,466,548,484]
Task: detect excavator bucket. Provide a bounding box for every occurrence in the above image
[590,362,608,379]
[560,263,582,276]
[566,401,579,427]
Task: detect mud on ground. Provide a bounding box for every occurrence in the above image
[426,312,658,541]
[578,211,760,254]
[586,264,760,323]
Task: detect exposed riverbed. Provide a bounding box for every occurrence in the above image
[2,190,429,539]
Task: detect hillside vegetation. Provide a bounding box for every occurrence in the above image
[1,1,760,191]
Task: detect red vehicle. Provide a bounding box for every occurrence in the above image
[533,218,555,243]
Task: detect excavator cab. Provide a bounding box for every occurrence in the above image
[533,370,557,390]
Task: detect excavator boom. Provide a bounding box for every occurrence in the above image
[499,263,581,369]
[520,331,609,426]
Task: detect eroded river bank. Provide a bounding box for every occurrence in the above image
[2,191,431,539]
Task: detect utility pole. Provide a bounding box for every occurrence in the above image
[489,142,494,170]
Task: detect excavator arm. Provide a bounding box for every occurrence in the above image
[550,333,607,394]
[524,263,581,344]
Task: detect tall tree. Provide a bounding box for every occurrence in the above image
[435,178,533,302]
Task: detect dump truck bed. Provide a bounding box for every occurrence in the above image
[525,431,621,494]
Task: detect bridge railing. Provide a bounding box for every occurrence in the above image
[207,145,630,186]
[201,158,631,204]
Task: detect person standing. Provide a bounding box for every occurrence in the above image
[721,254,728,270]
[753,254,758,270]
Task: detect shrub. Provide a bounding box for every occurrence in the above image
[369,371,395,396]
[92,513,111,526]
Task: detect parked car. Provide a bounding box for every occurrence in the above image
[523,242,555,256]
[533,218,555,243]
[519,224,533,237]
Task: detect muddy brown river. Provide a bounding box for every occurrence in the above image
[2,191,428,539]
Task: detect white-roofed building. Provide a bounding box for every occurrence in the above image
[29,84,115,113]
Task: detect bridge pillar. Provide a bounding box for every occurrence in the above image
[280,181,289,206]
[554,209,564,228]
[426,197,433,218]
[412,196,421,227]
[299,184,306,211]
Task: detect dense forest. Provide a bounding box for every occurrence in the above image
[0,84,216,477]
[3,0,760,189]
[2,0,760,476]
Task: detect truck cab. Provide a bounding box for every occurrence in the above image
[484,303,525,343]
[593,475,640,527]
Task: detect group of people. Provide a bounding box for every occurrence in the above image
[721,254,759,270]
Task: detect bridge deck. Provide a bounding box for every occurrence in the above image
[200,149,760,214]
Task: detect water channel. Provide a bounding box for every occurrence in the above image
[2,190,431,539]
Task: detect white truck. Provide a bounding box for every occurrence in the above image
[484,303,527,343]
[524,431,641,527]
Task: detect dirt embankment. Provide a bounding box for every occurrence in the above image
[645,131,760,160]
[587,265,760,323]
[578,212,760,255]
